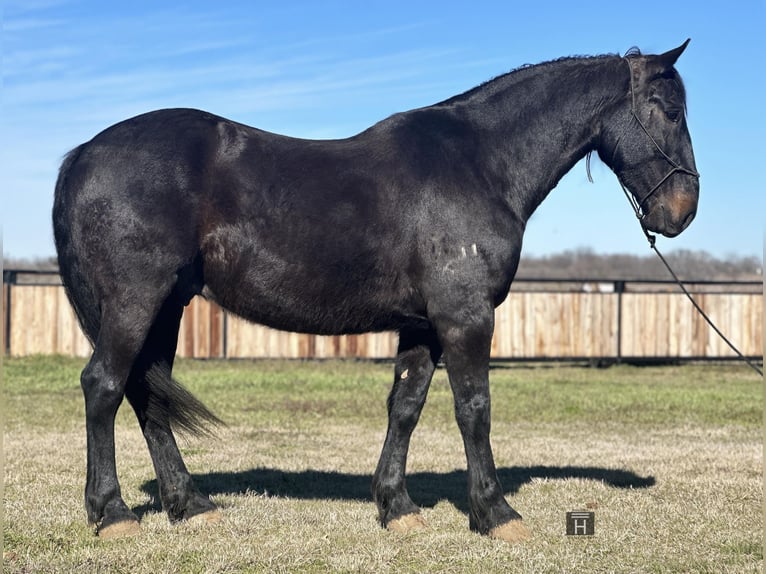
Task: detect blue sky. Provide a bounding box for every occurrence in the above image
[3,0,764,260]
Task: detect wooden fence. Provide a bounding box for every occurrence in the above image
[3,271,763,361]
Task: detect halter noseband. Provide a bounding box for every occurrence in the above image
[616,57,700,229]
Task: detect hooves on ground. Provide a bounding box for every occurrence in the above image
[386,513,530,542]
[96,510,223,538]
[97,519,141,539]
[95,510,527,542]
[188,509,223,526]
[488,519,530,543]
[386,512,428,533]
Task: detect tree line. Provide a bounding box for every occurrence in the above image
[515,248,762,281]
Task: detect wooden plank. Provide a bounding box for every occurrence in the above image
[180,299,195,358]
[620,293,642,357]
[16,286,31,355]
[177,297,224,358]
[193,298,205,358]
[210,304,224,357]
[10,286,27,356]
[55,285,70,355]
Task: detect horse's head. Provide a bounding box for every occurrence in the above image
[599,40,699,238]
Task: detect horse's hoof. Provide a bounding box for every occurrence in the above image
[98,519,141,539]
[387,512,427,533]
[489,519,530,543]
[188,509,222,525]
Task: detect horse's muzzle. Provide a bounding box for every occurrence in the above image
[641,187,698,238]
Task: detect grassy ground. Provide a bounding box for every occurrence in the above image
[3,356,763,573]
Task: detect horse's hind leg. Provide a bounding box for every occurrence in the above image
[372,327,441,532]
[81,292,175,538]
[124,297,219,525]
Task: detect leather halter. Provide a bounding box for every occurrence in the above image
[617,57,700,223]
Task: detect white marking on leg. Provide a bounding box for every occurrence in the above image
[401,369,409,380]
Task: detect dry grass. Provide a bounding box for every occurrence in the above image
[3,357,762,573]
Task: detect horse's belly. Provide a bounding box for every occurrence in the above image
[203,280,397,335]
[200,226,419,335]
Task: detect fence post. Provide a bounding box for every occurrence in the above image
[4,270,17,356]
[614,280,625,363]
[222,310,228,359]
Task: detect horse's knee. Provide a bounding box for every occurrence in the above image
[81,360,126,414]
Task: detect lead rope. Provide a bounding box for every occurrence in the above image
[619,183,763,377]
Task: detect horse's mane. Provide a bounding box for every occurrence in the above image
[437,52,622,107]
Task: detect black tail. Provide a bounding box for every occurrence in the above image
[144,363,223,436]
[54,145,221,437]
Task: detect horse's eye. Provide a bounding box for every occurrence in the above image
[665,109,681,123]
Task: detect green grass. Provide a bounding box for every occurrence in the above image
[5,357,760,430]
[3,357,763,573]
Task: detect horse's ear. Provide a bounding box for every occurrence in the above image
[657,39,690,69]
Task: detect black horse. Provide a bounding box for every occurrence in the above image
[53,41,698,541]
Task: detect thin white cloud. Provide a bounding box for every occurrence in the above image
[3,17,68,32]
[4,0,70,17]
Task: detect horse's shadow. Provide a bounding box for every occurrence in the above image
[136,465,654,518]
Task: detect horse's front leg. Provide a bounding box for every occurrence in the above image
[372,327,441,532]
[435,302,530,543]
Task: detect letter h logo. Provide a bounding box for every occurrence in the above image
[566,511,595,535]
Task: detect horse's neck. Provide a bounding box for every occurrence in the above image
[451,57,625,222]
